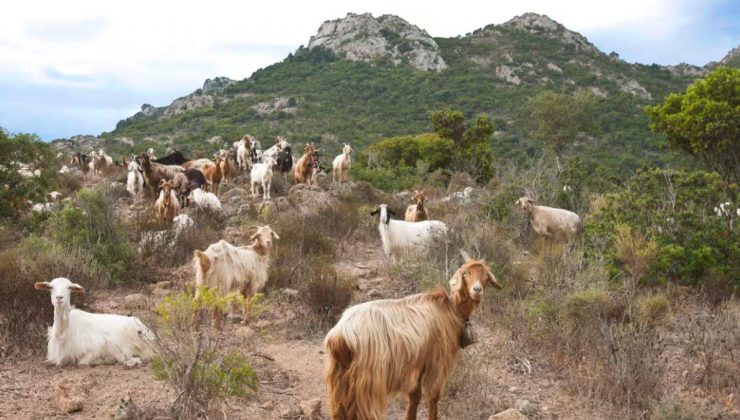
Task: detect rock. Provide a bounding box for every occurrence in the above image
[235,326,256,340]
[495,65,521,85]
[281,288,300,299]
[357,281,370,292]
[489,408,528,420]
[152,288,170,298]
[546,62,562,73]
[288,184,339,214]
[207,135,223,145]
[260,400,275,411]
[202,76,234,92]
[368,289,382,298]
[503,13,598,54]
[154,280,172,290]
[515,399,537,415]
[299,398,322,419]
[308,13,447,72]
[55,379,84,414]
[123,293,148,309]
[111,395,141,420]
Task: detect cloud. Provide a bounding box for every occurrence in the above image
[0,0,737,140]
[23,18,108,43]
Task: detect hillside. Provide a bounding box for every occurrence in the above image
[54,12,737,175]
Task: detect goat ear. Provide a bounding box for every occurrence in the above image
[387,208,397,216]
[449,270,464,293]
[194,250,211,272]
[271,231,280,240]
[527,198,535,205]
[70,283,86,294]
[34,282,51,291]
[486,271,503,290]
[159,179,167,188]
[369,208,380,216]
[459,249,473,262]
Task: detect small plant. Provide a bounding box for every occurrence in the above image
[153,289,259,418]
[635,293,671,326]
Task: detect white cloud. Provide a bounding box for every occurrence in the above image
[0,0,735,139]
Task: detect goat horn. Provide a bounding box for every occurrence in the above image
[459,249,473,262]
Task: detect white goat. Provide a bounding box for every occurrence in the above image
[515,196,582,241]
[236,136,253,171]
[31,202,55,213]
[193,226,279,327]
[34,278,154,367]
[126,160,145,196]
[332,143,352,183]
[47,191,63,202]
[250,156,275,201]
[187,188,222,211]
[370,204,448,257]
[139,214,194,251]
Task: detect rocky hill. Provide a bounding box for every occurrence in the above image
[54,12,739,175]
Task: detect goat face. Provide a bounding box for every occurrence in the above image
[449,256,502,302]
[342,143,352,155]
[515,196,535,212]
[35,277,85,308]
[370,204,396,224]
[250,225,280,249]
[412,190,426,205]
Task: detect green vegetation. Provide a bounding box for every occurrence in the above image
[0,128,55,218]
[74,24,704,180]
[48,186,135,285]
[646,67,740,183]
[584,168,738,288]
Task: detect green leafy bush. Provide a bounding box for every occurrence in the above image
[0,128,55,219]
[584,168,739,287]
[48,186,135,285]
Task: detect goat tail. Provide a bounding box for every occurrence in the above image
[325,334,384,420]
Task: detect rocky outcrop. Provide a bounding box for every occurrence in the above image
[308,13,447,72]
[202,76,235,92]
[502,13,599,55]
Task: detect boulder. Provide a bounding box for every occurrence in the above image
[55,379,84,414]
[489,408,528,420]
[123,293,148,310]
[299,398,322,419]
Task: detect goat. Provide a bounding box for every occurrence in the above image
[325,251,502,420]
[371,204,447,257]
[34,277,154,367]
[275,145,293,175]
[219,150,234,184]
[126,159,145,196]
[405,190,430,222]
[146,148,157,160]
[193,226,279,328]
[515,196,582,241]
[201,157,224,195]
[138,153,182,197]
[154,180,180,222]
[172,168,207,206]
[88,151,108,175]
[181,158,214,170]
[250,156,275,201]
[68,152,89,172]
[47,191,63,202]
[237,135,253,171]
[139,214,195,252]
[262,136,289,161]
[332,143,352,183]
[153,151,188,166]
[187,188,222,211]
[293,143,317,187]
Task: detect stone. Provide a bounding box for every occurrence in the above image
[111,395,140,420]
[154,280,172,290]
[281,288,300,299]
[489,408,528,420]
[55,379,84,414]
[515,399,537,415]
[299,398,322,419]
[368,289,382,298]
[123,293,148,309]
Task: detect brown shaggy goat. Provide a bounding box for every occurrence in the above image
[154,180,180,222]
[404,190,430,222]
[138,153,182,197]
[293,143,317,187]
[201,157,223,195]
[324,251,502,420]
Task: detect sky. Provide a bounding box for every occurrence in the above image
[0,0,738,141]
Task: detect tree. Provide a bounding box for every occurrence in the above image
[0,128,54,218]
[645,67,740,184]
[528,90,597,171]
[431,110,495,182]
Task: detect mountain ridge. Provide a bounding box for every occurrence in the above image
[52,12,738,176]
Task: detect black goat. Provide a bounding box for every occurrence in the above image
[153,151,188,166]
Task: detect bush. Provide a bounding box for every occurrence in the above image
[48,186,135,285]
[584,168,739,288]
[0,238,105,356]
[636,293,671,326]
[152,289,259,418]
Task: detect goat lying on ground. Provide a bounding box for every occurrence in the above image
[34,278,155,367]
[371,204,447,257]
[325,251,502,420]
[187,188,222,211]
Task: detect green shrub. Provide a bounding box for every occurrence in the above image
[561,288,615,329]
[636,293,670,325]
[584,168,739,287]
[48,186,134,285]
[153,289,259,418]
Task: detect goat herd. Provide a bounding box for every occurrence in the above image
[33,134,586,419]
